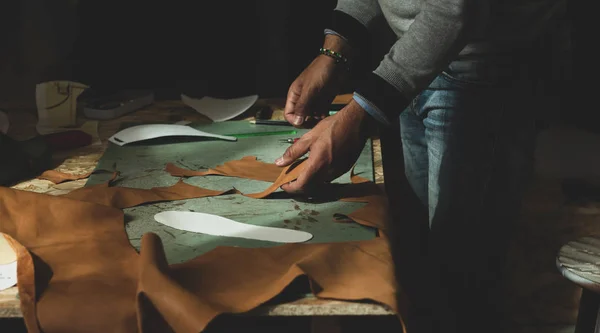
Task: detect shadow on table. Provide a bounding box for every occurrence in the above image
[0,318,27,333]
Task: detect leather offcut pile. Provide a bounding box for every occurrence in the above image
[0,156,405,333]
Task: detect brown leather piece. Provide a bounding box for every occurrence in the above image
[60,159,304,207]
[244,160,306,199]
[337,171,391,231]
[37,170,92,184]
[0,187,139,332]
[344,197,390,231]
[63,180,239,209]
[164,158,390,229]
[165,157,306,200]
[165,156,284,183]
[37,169,118,184]
[164,157,381,204]
[0,158,404,333]
[138,233,399,333]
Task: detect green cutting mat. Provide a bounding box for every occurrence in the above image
[87,121,377,264]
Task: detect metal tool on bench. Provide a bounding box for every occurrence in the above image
[279,138,300,144]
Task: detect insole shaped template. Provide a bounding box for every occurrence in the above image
[154,211,313,243]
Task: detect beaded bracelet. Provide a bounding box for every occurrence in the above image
[319,47,348,65]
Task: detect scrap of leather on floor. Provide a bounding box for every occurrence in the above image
[37,170,93,184]
[0,156,404,333]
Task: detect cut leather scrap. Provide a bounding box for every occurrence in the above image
[37,170,92,184]
[165,156,306,199]
[167,157,389,228]
[62,179,238,209]
[340,197,390,231]
[56,158,303,208]
[0,186,139,333]
[340,187,390,230]
[0,186,405,333]
[37,168,117,184]
[61,161,303,207]
[165,156,284,183]
[137,233,402,332]
[244,159,306,199]
[336,169,391,231]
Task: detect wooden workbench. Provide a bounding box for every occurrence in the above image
[5,95,600,333]
[0,97,394,328]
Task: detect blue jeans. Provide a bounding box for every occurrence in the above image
[398,59,538,332]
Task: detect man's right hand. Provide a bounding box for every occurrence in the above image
[284,35,352,127]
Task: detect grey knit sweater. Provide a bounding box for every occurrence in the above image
[328,0,566,121]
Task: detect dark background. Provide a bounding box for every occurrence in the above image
[70,1,391,99]
[0,0,586,131]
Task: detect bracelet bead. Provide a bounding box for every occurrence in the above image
[319,47,348,65]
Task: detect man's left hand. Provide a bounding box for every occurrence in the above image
[275,100,371,194]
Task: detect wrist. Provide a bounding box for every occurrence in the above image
[343,100,378,137]
[323,34,354,61]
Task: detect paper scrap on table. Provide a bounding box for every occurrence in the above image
[181,94,258,122]
[35,81,89,133]
[0,235,17,291]
[108,124,237,146]
[0,261,17,291]
[154,211,313,243]
[78,121,101,145]
[0,235,16,265]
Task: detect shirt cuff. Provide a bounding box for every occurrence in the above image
[353,92,392,127]
[323,29,349,42]
[355,72,411,122]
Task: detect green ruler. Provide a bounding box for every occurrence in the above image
[227,130,297,139]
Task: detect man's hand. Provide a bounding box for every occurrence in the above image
[284,35,352,127]
[275,100,372,194]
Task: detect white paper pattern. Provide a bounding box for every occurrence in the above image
[0,235,16,265]
[108,124,237,146]
[154,211,313,243]
[181,94,258,122]
[0,261,17,291]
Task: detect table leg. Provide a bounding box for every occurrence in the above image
[310,317,341,333]
[576,289,600,333]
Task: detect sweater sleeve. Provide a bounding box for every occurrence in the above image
[328,0,383,51]
[326,1,388,124]
[355,0,475,123]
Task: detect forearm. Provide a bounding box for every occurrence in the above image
[320,34,386,132]
[321,0,385,127]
